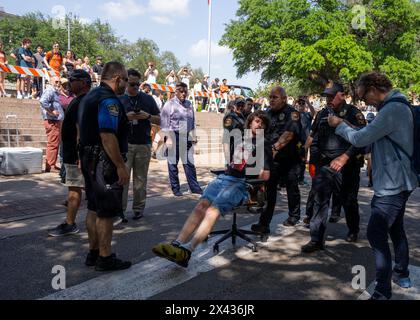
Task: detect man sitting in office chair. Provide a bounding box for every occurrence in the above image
[152,111,273,268]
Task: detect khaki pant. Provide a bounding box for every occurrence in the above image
[123,144,152,213]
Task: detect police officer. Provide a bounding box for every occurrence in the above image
[252,86,302,234]
[302,82,366,253]
[78,61,132,271]
[223,98,246,164]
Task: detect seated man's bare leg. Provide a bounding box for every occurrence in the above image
[190,206,221,250]
[176,199,211,243]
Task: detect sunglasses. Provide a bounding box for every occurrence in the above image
[129,82,140,87]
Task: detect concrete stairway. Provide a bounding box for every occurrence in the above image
[0,98,225,155]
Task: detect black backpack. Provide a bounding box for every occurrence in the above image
[382,98,420,186]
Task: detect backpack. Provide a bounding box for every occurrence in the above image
[382,98,420,186]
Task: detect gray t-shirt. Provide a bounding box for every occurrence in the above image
[33,53,45,69]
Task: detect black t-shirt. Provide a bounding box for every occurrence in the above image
[266,105,302,162]
[226,137,273,179]
[62,94,86,164]
[119,92,160,145]
[78,83,128,154]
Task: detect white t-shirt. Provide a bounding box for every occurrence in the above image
[146,69,158,84]
[180,75,191,89]
[153,95,163,111]
[194,83,202,93]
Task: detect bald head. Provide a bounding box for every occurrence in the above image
[269,86,288,111]
[101,61,128,95]
[271,86,287,97]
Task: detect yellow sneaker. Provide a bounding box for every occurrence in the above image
[152,243,191,268]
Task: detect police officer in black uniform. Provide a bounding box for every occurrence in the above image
[252,86,303,233]
[223,98,246,164]
[78,61,132,271]
[302,82,366,253]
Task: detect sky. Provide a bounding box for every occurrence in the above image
[0,0,262,89]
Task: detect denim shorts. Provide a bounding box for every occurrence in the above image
[201,174,249,215]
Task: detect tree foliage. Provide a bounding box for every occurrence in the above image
[221,0,420,95]
[0,12,192,84]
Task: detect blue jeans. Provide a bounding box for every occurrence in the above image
[367,191,412,298]
[201,174,249,215]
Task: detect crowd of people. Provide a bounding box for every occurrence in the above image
[0,39,105,100]
[3,38,420,300]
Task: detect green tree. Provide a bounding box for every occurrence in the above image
[221,0,420,95]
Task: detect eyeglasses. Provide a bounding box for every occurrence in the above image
[129,82,140,87]
[53,45,59,48]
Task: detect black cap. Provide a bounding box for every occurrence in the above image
[322,82,344,96]
[235,97,245,106]
[69,69,92,83]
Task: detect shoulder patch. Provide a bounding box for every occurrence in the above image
[291,111,300,121]
[355,112,366,125]
[107,104,119,117]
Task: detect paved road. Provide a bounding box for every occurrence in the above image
[1,162,419,300]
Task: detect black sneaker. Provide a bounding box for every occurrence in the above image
[173,191,183,197]
[48,223,79,237]
[191,189,203,195]
[133,211,144,220]
[301,241,325,253]
[346,233,358,243]
[329,216,340,223]
[85,250,100,267]
[251,223,270,234]
[95,254,132,272]
[283,217,299,227]
[120,213,129,224]
[303,216,311,225]
[152,243,192,268]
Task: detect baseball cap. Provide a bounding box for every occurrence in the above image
[69,69,92,83]
[60,78,69,85]
[322,81,344,96]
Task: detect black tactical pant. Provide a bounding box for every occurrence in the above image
[259,160,301,226]
[310,161,361,244]
[80,146,123,218]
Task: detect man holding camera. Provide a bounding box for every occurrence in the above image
[119,69,161,221]
[144,62,159,84]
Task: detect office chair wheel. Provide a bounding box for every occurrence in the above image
[213,245,219,253]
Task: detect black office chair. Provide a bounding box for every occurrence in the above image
[208,170,267,253]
